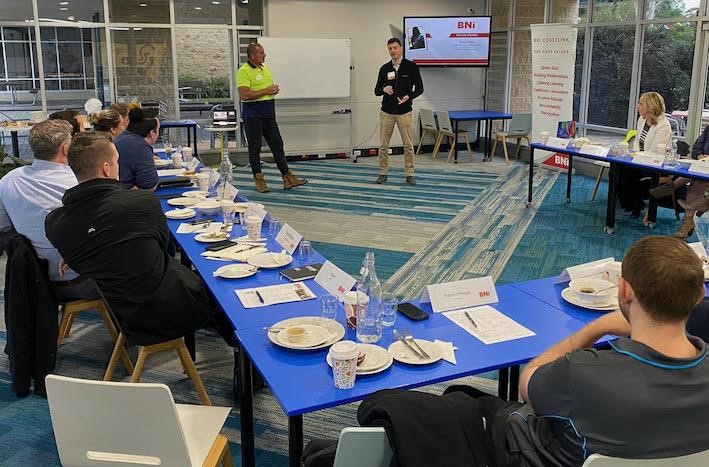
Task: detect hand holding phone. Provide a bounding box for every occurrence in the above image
[397,302,429,321]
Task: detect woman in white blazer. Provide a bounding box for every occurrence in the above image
[617,92,672,218]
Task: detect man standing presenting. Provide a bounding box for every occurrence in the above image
[236,42,307,193]
[374,38,424,185]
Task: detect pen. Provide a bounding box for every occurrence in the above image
[464,311,478,328]
[254,290,265,304]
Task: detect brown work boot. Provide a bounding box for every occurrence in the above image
[282,170,307,190]
[254,173,270,193]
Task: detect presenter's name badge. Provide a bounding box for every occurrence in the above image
[387,71,395,80]
[255,74,263,81]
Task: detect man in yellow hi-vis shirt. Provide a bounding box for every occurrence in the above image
[236,42,307,193]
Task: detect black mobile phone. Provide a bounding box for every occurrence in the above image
[204,240,236,252]
[189,217,216,225]
[397,302,429,321]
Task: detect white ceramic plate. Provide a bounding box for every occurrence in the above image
[154,159,172,167]
[388,339,442,365]
[276,324,330,349]
[183,190,209,198]
[213,263,258,279]
[164,208,196,220]
[167,197,198,207]
[247,252,292,269]
[326,343,393,375]
[194,231,230,243]
[267,317,345,350]
[561,287,618,311]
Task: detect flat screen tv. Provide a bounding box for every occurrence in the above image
[403,16,492,67]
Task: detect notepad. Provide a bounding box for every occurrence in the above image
[443,305,535,345]
[235,282,317,308]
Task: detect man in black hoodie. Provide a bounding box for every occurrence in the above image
[374,38,424,185]
[45,132,236,347]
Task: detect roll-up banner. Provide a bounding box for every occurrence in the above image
[530,23,576,171]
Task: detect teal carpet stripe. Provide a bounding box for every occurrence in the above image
[310,241,414,282]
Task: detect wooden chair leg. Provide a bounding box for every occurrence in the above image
[431,133,444,159]
[63,314,76,339]
[204,434,233,467]
[671,191,680,220]
[591,166,605,201]
[463,134,472,160]
[95,306,133,373]
[416,129,428,155]
[490,135,499,161]
[104,332,126,381]
[516,136,530,159]
[176,341,212,406]
[501,135,510,164]
[445,136,455,162]
[57,309,72,350]
[129,347,149,384]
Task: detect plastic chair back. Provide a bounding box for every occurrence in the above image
[582,449,709,466]
[46,374,192,467]
[333,427,393,467]
[437,111,453,134]
[623,129,637,143]
[508,113,532,135]
[420,108,437,131]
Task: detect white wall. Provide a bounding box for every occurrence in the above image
[266,0,486,153]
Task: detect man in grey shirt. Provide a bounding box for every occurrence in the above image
[453,236,709,466]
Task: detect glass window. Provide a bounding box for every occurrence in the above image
[4,27,34,42]
[5,42,36,79]
[0,0,34,22]
[236,0,264,26]
[491,0,509,31]
[58,43,84,76]
[645,0,699,19]
[175,0,232,24]
[57,28,81,42]
[511,30,532,112]
[112,28,176,116]
[552,0,588,23]
[38,0,104,22]
[109,0,170,24]
[42,42,59,77]
[640,23,696,137]
[592,0,637,22]
[587,25,635,128]
[514,0,545,28]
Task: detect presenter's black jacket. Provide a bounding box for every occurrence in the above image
[46,178,218,345]
[374,58,424,115]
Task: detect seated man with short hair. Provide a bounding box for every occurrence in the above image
[493,236,709,465]
[45,132,235,346]
[0,119,98,302]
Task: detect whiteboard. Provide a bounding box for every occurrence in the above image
[256,37,351,99]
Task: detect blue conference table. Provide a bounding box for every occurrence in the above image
[448,110,513,163]
[527,143,709,234]
[161,119,199,157]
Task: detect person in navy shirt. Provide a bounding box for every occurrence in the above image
[113,108,159,190]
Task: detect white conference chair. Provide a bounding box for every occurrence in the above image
[416,108,441,155]
[581,450,709,466]
[45,374,233,467]
[333,427,393,467]
[433,110,473,162]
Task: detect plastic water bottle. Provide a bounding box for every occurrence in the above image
[665,139,679,168]
[356,252,382,344]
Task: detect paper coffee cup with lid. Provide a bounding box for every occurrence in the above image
[328,340,358,389]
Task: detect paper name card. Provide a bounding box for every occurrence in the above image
[420,277,498,313]
[275,223,303,254]
[314,260,357,301]
[631,154,664,167]
[186,157,200,172]
[248,203,267,219]
[557,257,615,283]
[235,282,316,308]
[443,305,535,345]
[582,145,610,157]
[216,183,239,201]
[157,169,186,177]
[545,137,571,149]
[688,241,707,259]
[688,161,709,175]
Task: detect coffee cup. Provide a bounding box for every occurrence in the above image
[328,340,358,389]
[245,215,263,240]
[286,326,306,343]
[182,147,194,162]
[540,131,550,144]
[196,173,210,191]
[343,290,368,329]
[569,278,616,305]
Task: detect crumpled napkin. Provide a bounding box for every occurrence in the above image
[177,222,230,234]
[434,340,457,365]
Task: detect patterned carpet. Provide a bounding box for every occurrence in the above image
[0,161,584,466]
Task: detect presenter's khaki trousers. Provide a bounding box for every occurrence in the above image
[379,110,414,176]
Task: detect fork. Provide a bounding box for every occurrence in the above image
[402,328,431,359]
[393,329,425,359]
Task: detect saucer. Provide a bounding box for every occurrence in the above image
[326,343,393,375]
[276,324,330,349]
[388,339,442,365]
[195,231,230,243]
[164,208,196,220]
[213,264,258,279]
[561,287,618,311]
[182,190,209,198]
[247,252,292,268]
[154,159,172,167]
[167,197,198,207]
[267,317,344,350]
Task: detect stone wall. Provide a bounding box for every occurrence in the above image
[174,29,231,81]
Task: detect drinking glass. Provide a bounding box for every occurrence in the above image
[320,294,339,320]
[268,217,282,237]
[297,240,313,264]
[381,297,398,327]
[222,206,236,230]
